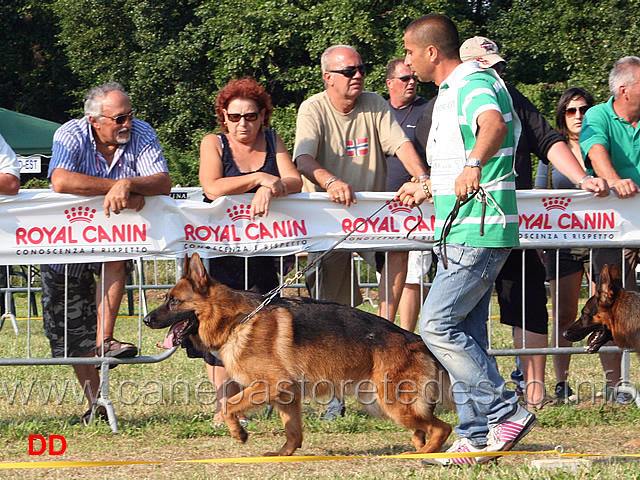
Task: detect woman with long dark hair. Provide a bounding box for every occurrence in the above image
[535,87,622,403]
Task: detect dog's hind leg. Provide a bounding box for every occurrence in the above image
[263,396,303,456]
[384,405,451,454]
[413,416,452,454]
[410,429,426,451]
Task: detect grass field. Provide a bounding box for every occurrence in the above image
[2,270,640,479]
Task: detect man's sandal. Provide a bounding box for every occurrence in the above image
[79,406,108,426]
[95,337,138,358]
[94,337,138,369]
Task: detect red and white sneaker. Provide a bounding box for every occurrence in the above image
[422,438,498,466]
[487,404,537,451]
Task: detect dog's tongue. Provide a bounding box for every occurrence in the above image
[156,330,175,349]
[156,322,182,349]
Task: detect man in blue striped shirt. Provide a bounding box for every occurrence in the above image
[41,82,171,424]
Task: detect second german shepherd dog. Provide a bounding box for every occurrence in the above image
[144,253,453,456]
[564,263,640,353]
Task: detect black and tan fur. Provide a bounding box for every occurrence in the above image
[564,263,640,353]
[564,263,640,447]
[144,253,452,456]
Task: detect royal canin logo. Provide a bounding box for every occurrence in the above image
[542,197,571,211]
[65,207,97,223]
[227,205,252,222]
[185,208,308,243]
[387,201,412,214]
[341,205,434,234]
[15,206,147,246]
[519,198,615,232]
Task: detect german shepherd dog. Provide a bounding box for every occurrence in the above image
[144,253,452,456]
[564,263,640,353]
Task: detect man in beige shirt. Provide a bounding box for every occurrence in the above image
[294,44,428,421]
[294,45,428,310]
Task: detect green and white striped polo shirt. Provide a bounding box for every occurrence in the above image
[427,62,520,248]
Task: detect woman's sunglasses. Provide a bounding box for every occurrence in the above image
[329,64,367,78]
[226,112,259,122]
[565,105,589,117]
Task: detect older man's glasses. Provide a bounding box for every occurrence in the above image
[226,112,259,122]
[329,64,366,78]
[103,110,136,125]
[565,105,589,117]
[394,74,418,82]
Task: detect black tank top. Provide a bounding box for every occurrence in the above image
[204,129,280,201]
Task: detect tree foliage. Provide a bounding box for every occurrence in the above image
[0,0,77,122]
[488,0,640,119]
[2,0,639,185]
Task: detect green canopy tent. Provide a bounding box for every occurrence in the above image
[0,108,62,181]
[0,107,61,156]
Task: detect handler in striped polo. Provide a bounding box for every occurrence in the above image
[41,82,171,424]
[396,14,536,466]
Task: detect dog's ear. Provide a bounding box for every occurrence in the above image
[600,264,619,306]
[187,253,209,292]
[607,263,624,289]
[182,254,190,278]
[600,264,611,287]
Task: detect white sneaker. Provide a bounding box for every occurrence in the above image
[422,438,497,466]
[487,404,537,451]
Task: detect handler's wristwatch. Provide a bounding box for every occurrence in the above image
[576,174,594,188]
[464,158,483,169]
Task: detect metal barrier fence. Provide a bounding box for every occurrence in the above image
[0,246,638,432]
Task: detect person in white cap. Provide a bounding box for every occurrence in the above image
[459,36,611,409]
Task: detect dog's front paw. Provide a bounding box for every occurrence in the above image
[231,425,248,444]
[223,416,249,444]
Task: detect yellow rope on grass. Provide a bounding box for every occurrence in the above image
[0,448,617,470]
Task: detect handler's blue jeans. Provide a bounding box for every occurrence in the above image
[419,243,518,446]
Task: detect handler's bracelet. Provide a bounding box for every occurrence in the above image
[324,176,338,189]
[422,181,432,198]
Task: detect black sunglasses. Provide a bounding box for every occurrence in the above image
[394,74,418,82]
[103,110,136,125]
[329,64,366,78]
[565,105,589,117]
[226,112,259,122]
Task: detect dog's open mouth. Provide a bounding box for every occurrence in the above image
[156,316,198,349]
[585,327,612,354]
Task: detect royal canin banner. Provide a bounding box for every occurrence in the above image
[2,188,638,265]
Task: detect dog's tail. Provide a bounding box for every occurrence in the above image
[414,354,454,412]
[437,364,454,411]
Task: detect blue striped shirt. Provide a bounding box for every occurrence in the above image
[49,118,168,180]
[49,118,168,277]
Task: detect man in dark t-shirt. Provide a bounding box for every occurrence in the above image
[377,58,432,327]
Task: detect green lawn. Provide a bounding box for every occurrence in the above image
[1,264,640,479]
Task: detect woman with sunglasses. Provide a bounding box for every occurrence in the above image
[535,87,622,403]
[195,77,302,425]
[200,77,302,216]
